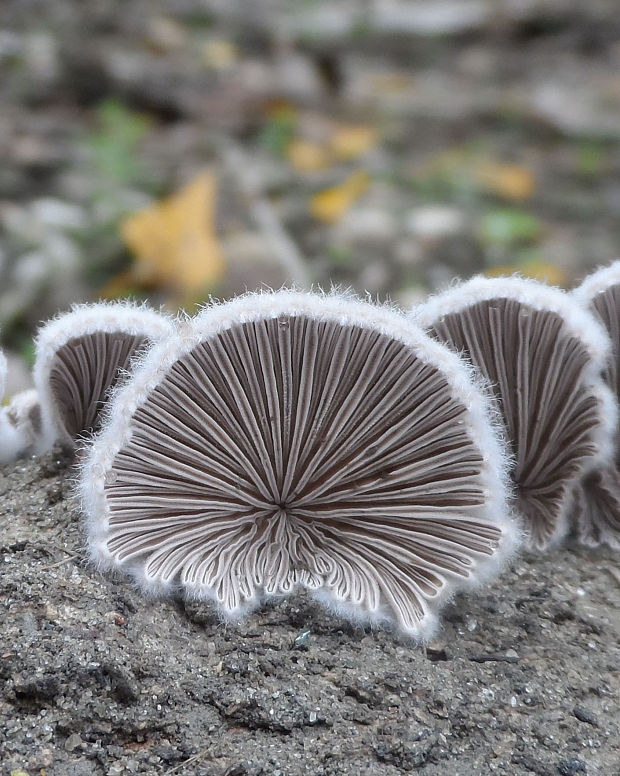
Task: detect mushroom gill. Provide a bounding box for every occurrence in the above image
[571,262,620,548]
[81,292,517,641]
[413,276,615,551]
[34,302,176,449]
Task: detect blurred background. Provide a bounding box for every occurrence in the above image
[2,0,620,391]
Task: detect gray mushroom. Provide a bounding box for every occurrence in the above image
[0,389,44,464]
[571,262,620,548]
[80,291,518,641]
[34,302,176,450]
[413,276,615,551]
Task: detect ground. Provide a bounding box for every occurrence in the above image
[1,450,619,776]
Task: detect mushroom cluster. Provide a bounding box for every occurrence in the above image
[1,268,618,641]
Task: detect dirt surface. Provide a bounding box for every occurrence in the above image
[1,450,619,776]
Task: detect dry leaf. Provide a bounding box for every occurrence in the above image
[329,125,377,161]
[287,140,330,172]
[475,162,536,201]
[487,261,566,287]
[121,171,225,301]
[146,16,187,52]
[98,270,141,301]
[310,171,369,224]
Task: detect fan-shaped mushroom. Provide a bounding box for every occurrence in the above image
[571,262,620,548]
[34,302,176,450]
[81,291,518,641]
[413,276,615,551]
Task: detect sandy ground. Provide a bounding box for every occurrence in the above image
[0,449,619,776]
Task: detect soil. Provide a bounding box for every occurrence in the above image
[1,449,619,776]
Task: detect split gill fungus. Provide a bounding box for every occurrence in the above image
[0,348,44,463]
[571,262,620,549]
[412,275,616,552]
[34,302,176,450]
[80,291,518,641]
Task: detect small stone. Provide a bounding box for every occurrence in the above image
[64,732,82,751]
[336,208,396,244]
[573,706,598,726]
[558,758,586,775]
[406,206,465,240]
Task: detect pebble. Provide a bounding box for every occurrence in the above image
[64,732,82,752]
[406,206,465,240]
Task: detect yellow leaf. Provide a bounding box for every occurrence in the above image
[121,172,225,301]
[486,261,566,287]
[287,140,330,172]
[329,125,377,161]
[310,171,369,224]
[474,162,535,201]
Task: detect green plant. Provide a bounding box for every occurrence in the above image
[87,99,151,186]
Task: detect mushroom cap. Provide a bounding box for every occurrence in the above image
[0,389,44,464]
[412,275,616,551]
[573,262,620,403]
[569,465,620,550]
[570,262,620,547]
[80,290,519,642]
[34,301,176,449]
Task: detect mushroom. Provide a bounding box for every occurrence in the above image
[412,275,616,551]
[80,291,518,641]
[34,302,176,451]
[0,348,45,463]
[571,262,620,548]
[0,389,44,464]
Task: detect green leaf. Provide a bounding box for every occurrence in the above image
[87,99,151,185]
[478,209,541,246]
[257,109,297,157]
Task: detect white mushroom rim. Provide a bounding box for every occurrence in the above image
[34,301,177,448]
[80,290,520,641]
[572,261,620,307]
